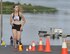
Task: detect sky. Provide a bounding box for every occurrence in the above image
[3,0,49,3]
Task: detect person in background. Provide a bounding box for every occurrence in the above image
[10,36,13,46]
[10,4,26,48]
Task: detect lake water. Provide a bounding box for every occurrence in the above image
[1,12,69,45]
[1,0,70,45]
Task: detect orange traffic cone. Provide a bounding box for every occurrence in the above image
[31,41,36,51]
[44,37,51,52]
[61,40,68,54]
[28,45,32,51]
[18,43,23,52]
[38,38,43,51]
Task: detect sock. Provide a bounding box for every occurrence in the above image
[16,40,19,45]
[19,39,21,43]
[16,39,21,45]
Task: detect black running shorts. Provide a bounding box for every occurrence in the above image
[12,24,21,31]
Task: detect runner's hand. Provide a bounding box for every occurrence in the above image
[20,26,23,31]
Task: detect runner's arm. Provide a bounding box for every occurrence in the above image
[10,13,14,25]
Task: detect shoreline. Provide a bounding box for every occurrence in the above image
[0,1,58,14]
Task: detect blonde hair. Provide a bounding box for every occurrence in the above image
[13,4,22,13]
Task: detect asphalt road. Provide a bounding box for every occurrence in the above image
[0,45,70,54]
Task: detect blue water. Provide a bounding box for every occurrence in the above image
[2,13,69,45]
